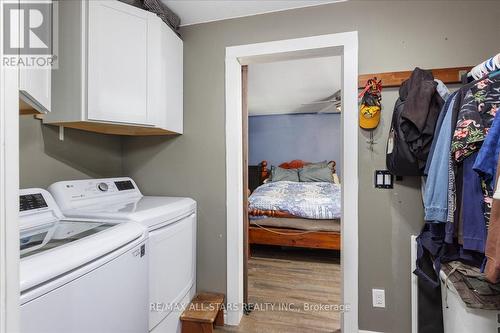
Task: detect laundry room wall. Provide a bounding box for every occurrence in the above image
[19,116,123,188]
[121,1,500,332]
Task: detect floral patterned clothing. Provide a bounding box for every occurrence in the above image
[451,76,500,162]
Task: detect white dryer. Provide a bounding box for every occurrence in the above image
[49,177,197,333]
[20,188,149,333]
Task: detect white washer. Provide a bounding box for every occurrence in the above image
[20,188,149,333]
[48,177,197,333]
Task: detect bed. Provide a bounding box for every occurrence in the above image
[248,159,341,251]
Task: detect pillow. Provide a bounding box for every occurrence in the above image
[303,161,336,172]
[271,166,299,182]
[303,161,328,169]
[299,166,333,182]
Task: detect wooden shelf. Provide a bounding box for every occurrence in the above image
[49,121,178,136]
[19,98,44,115]
[24,116,178,136]
[358,66,473,89]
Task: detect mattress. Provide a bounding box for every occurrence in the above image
[250,217,340,232]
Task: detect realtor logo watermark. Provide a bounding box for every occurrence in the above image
[2,0,58,68]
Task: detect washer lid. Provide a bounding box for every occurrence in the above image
[61,196,196,229]
[20,220,146,292]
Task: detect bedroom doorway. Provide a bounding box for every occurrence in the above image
[225,32,359,332]
[242,55,343,332]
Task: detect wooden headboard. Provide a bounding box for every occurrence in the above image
[259,159,337,183]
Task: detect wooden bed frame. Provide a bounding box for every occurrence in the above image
[249,226,341,250]
[248,160,341,251]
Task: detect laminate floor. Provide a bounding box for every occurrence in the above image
[216,246,342,333]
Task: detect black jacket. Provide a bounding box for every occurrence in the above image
[400,68,444,171]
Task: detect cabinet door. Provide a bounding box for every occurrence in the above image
[87,0,152,125]
[162,23,183,134]
[19,0,52,113]
[20,67,51,113]
[148,16,183,134]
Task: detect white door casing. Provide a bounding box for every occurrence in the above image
[0,1,21,331]
[225,31,359,332]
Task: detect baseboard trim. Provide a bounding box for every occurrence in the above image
[359,330,383,333]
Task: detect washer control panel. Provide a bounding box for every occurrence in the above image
[20,193,48,212]
[48,178,141,206]
[19,188,64,225]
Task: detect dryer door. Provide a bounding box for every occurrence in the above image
[148,213,196,330]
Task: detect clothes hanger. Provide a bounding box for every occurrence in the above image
[485,58,495,72]
[477,57,496,78]
[494,54,500,70]
[468,54,500,79]
[485,54,500,73]
[489,68,500,78]
[472,63,485,79]
[486,54,500,78]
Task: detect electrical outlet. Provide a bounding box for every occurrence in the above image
[372,289,385,308]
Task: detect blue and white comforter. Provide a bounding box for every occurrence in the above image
[248,181,341,219]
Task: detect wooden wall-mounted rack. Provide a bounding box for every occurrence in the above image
[358,66,473,89]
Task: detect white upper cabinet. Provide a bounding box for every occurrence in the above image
[87,1,150,125]
[148,14,184,134]
[19,0,53,114]
[45,0,183,135]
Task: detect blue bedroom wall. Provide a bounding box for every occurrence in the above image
[248,113,341,174]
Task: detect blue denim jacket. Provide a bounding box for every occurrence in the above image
[424,93,457,222]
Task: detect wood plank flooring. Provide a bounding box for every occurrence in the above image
[216,246,341,333]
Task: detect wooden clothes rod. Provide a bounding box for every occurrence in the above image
[358,66,473,89]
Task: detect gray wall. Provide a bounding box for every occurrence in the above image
[19,115,123,188]
[248,113,341,172]
[121,1,500,332]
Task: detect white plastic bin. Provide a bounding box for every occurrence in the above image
[440,270,500,332]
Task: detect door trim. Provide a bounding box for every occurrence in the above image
[241,65,249,306]
[0,1,21,330]
[225,31,359,331]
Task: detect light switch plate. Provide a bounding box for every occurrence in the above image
[372,288,385,308]
[374,170,393,189]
